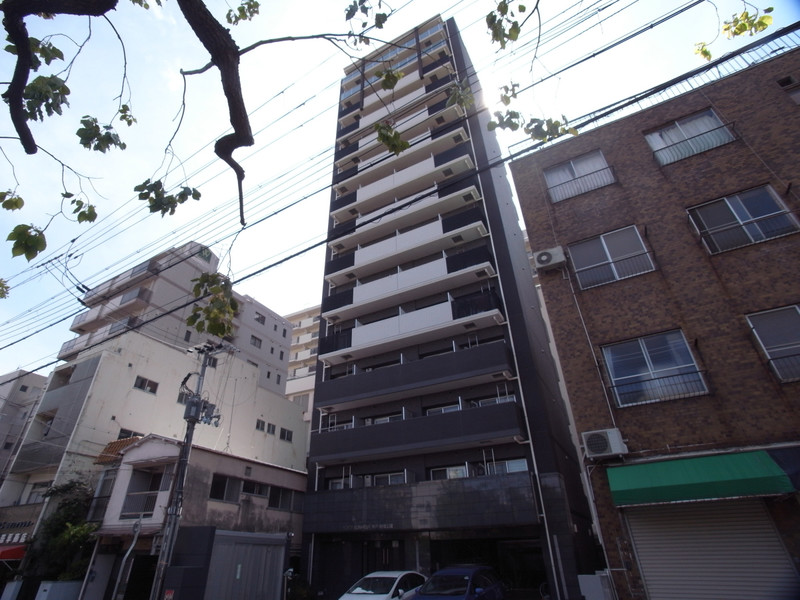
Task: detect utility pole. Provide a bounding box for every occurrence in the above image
[149,342,231,600]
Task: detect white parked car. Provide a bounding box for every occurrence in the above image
[339,570,426,600]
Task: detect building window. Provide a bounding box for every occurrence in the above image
[747,305,800,382]
[279,428,293,442]
[569,226,654,289]
[184,330,191,342]
[250,335,262,349]
[543,150,615,202]
[207,357,218,368]
[279,350,284,360]
[688,186,798,254]
[256,419,266,431]
[27,481,52,504]
[372,472,405,486]
[430,465,467,480]
[19,385,28,392]
[209,474,241,502]
[482,458,527,475]
[645,109,734,165]
[270,347,274,354]
[118,428,143,439]
[282,328,287,337]
[276,374,281,384]
[328,477,350,490]
[602,330,707,407]
[426,404,460,416]
[133,376,158,394]
[267,423,276,435]
[255,312,266,325]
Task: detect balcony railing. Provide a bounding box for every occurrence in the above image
[768,352,800,383]
[696,210,799,254]
[610,370,708,407]
[653,123,735,166]
[120,490,158,519]
[575,251,656,290]
[547,166,616,203]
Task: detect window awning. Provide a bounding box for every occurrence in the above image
[0,545,26,561]
[607,449,798,506]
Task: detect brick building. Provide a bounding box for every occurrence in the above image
[510,26,800,600]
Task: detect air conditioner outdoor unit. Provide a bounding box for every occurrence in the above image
[533,246,566,271]
[581,428,628,459]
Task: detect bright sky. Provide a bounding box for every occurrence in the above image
[1,0,798,376]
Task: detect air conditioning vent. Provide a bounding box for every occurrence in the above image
[435,116,446,125]
[581,428,628,459]
[533,246,566,271]
[442,168,454,177]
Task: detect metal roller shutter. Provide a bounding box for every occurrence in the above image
[625,499,800,600]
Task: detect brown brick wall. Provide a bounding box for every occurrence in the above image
[511,48,800,599]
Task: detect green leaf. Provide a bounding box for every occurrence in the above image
[377,68,404,90]
[135,179,201,216]
[0,191,24,211]
[226,0,260,25]
[22,75,70,121]
[76,116,127,152]
[0,278,9,299]
[374,122,410,155]
[374,13,388,28]
[7,224,47,261]
[188,273,238,338]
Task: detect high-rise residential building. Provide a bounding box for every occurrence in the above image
[0,242,306,585]
[0,371,46,484]
[302,16,599,600]
[511,26,800,600]
[285,305,322,432]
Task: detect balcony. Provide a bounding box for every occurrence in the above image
[322,249,494,322]
[315,339,513,410]
[82,259,157,307]
[335,103,465,171]
[319,291,502,365]
[329,180,479,254]
[326,208,486,288]
[310,400,524,464]
[303,471,536,533]
[59,317,141,360]
[333,124,469,200]
[330,152,476,244]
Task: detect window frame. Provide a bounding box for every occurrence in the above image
[250,335,262,349]
[688,186,799,254]
[602,330,708,407]
[543,149,615,202]
[746,305,800,382]
[133,376,159,394]
[645,109,734,165]
[568,225,655,289]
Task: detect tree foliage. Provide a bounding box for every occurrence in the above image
[24,480,97,581]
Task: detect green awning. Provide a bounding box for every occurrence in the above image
[607,450,796,506]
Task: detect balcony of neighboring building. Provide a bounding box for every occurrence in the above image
[81,259,158,308]
[59,316,141,360]
[70,286,152,334]
[310,399,524,464]
[330,142,476,231]
[303,470,536,533]
[322,245,495,323]
[329,177,480,254]
[316,338,513,410]
[326,203,488,287]
[335,100,465,172]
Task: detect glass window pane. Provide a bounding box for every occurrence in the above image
[749,307,800,357]
[643,331,693,373]
[572,151,607,176]
[603,227,644,260]
[604,340,649,380]
[570,237,608,269]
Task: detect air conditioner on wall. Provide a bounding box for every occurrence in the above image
[533,246,566,271]
[581,428,628,459]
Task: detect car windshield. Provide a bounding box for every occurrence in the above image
[346,576,396,595]
[418,574,470,596]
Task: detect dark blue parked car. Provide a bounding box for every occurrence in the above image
[409,566,505,600]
